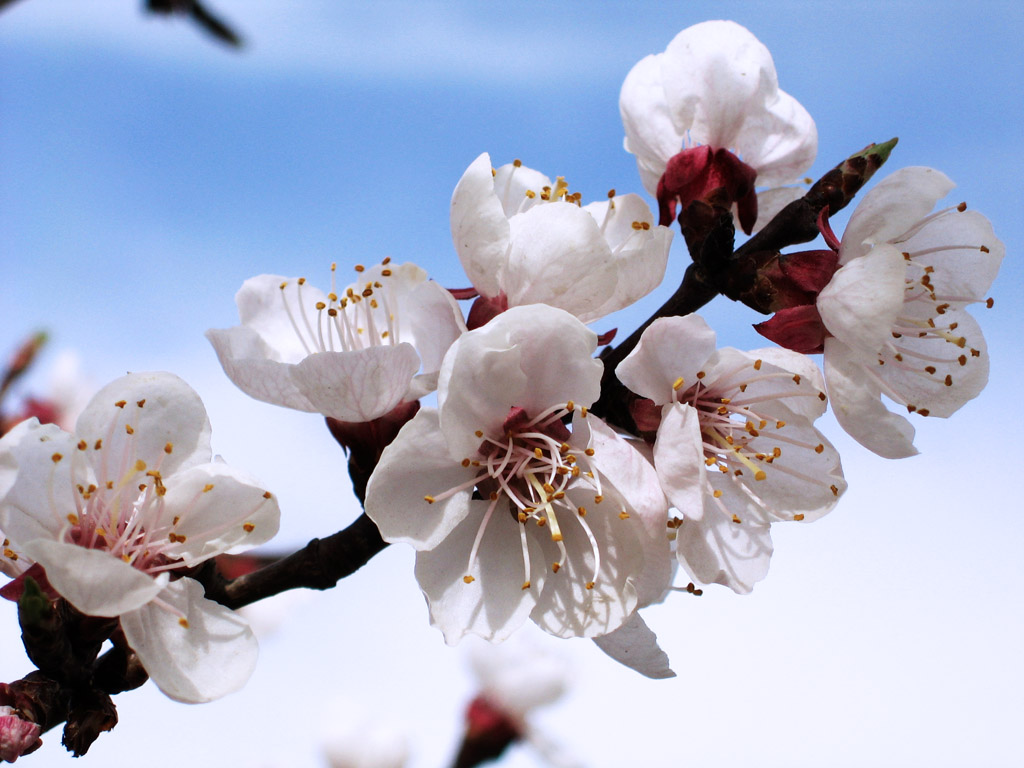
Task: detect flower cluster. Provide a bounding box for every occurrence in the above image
[0,17,1005,761]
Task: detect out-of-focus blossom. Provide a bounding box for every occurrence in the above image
[617,315,845,593]
[207,260,465,423]
[620,20,817,232]
[365,305,670,645]
[450,153,671,326]
[0,705,41,762]
[814,167,1003,458]
[0,372,280,703]
[320,698,409,768]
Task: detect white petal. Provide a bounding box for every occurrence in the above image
[492,160,552,217]
[619,52,682,195]
[233,274,329,361]
[0,420,80,544]
[205,326,319,413]
[364,409,476,550]
[661,21,779,151]
[160,463,280,567]
[76,372,213,477]
[414,501,540,644]
[738,346,828,422]
[529,492,640,639]
[399,279,467,379]
[291,344,421,423]
[676,511,773,595]
[823,338,918,459]
[877,309,989,419]
[450,152,509,298]
[23,539,166,616]
[438,305,601,459]
[841,167,955,263]
[652,404,708,521]
[121,578,258,703]
[580,195,672,323]
[593,611,675,679]
[818,243,906,356]
[739,88,818,187]
[616,315,718,405]
[504,203,617,319]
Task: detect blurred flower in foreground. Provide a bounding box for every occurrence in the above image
[207,260,465,422]
[450,153,671,327]
[319,698,409,768]
[0,704,41,762]
[617,314,845,593]
[366,305,669,645]
[454,635,579,768]
[620,20,817,232]
[0,372,280,702]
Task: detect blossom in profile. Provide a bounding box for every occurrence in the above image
[207,260,466,423]
[0,372,280,703]
[450,153,671,327]
[620,20,817,232]
[617,314,845,593]
[813,167,1004,458]
[365,305,670,645]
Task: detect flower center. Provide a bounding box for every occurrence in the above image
[426,402,610,592]
[278,259,403,355]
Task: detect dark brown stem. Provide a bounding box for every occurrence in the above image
[197,512,388,610]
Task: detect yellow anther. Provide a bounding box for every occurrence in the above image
[672,376,685,391]
[584,448,595,456]
[125,424,134,435]
[381,269,392,277]
[51,452,63,463]
[815,444,824,454]
[134,459,147,472]
[179,618,190,628]
[354,264,365,272]
[534,447,544,459]
[594,494,603,503]
[753,359,763,370]
[586,581,595,590]
[713,490,722,498]
[618,511,630,520]
[565,400,575,411]
[203,484,214,492]
[243,523,255,533]
[522,581,531,590]
[551,563,560,573]
[463,575,475,584]
[513,159,522,167]
[577,506,587,516]
[424,495,435,504]
[794,513,805,521]
[115,400,127,408]
[754,470,767,481]
[67,513,79,525]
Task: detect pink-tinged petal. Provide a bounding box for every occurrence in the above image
[878,309,988,419]
[291,344,420,423]
[205,327,319,413]
[660,21,779,151]
[530,489,640,639]
[899,209,1004,303]
[364,409,477,549]
[619,52,683,195]
[593,611,674,679]
[0,420,80,544]
[22,539,167,617]
[675,512,773,595]
[159,463,280,567]
[76,372,212,478]
[120,578,257,703]
[439,305,601,459]
[841,167,955,263]
[450,152,510,298]
[504,203,616,319]
[0,706,41,762]
[617,315,717,405]
[652,404,707,522]
[818,243,906,356]
[823,338,918,459]
[234,274,329,359]
[414,502,541,644]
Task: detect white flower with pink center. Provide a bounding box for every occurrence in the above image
[619,20,817,231]
[365,305,670,645]
[816,167,1004,458]
[617,315,845,593]
[0,372,280,703]
[450,153,671,326]
[207,259,466,422]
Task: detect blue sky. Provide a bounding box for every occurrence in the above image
[1,2,1022,766]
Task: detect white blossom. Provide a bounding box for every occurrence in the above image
[817,167,1004,458]
[207,260,465,423]
[450,153,671,325]
[0,372,280,703]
